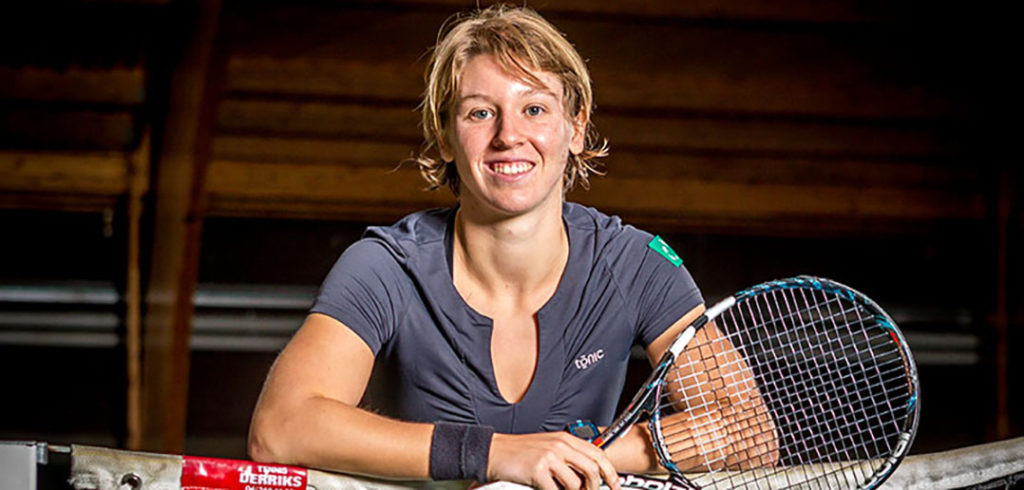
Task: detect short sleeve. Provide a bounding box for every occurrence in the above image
[616,235,704,347]
[309,239,410,354]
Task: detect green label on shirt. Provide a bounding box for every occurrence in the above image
[648,235,683,268]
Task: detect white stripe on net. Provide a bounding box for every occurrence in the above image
[683,459,884,490]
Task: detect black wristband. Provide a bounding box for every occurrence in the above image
[429,422,494,481]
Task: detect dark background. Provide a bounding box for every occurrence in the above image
[0,0,1019,464]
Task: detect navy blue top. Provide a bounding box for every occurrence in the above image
[310,202,703,434]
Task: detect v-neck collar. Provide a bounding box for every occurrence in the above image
[432,204,580,431]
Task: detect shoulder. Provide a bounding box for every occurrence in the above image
[324,207,451,283]
[563,202,658,264]
[361,207,453,261]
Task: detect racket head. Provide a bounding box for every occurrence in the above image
[651,276,920,489]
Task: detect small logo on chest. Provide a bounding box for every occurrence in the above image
[574,349,605,370]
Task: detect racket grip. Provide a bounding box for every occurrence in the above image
[565,419,600,442]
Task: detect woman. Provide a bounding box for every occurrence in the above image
[249,6,770,490]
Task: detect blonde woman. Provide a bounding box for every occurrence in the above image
[249,6,767,489]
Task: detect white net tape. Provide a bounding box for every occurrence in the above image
[66,436,1024,490]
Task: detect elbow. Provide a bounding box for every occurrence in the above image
[761,437,781,468]
[248,410,289,464]
[756,415,781,468]
[248,432,276,463]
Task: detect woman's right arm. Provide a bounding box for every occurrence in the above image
[248,313,619,490]
[248,312,435,478]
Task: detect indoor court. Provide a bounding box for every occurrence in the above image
[1,1,1019,489]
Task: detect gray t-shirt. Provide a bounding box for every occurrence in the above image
[311,202,703,433]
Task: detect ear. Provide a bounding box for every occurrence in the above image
[569,112,586,155]
[439,132,455,162]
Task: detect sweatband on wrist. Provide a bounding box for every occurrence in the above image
[429,422,494,481]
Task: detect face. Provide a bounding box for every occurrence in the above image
[443,54,585,219]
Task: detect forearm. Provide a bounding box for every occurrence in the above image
[661,396,779,472]
[603,425,661,474]
[249,395,433,479]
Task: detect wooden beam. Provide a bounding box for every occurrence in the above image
[578,175,986,223]
[0,109,138,151]
[600,152,978,189]
[205,159,453,219]
[0,151,130,196]
[215,98,953,159]
[224,8,955,119]
[369,0,910,24]
[80,0,172,5]
[211,137,979,189]
[0,191,119,212]
[204,157,984,233]
[0,66,145,105]
[212,137,416,167]
[125,132,149,451]
[138,0,224,453]
[226,57,421,106]
[216,99,419,142]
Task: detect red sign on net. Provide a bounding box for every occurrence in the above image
[182,456,308,490]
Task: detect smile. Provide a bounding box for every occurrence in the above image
[489,161,534,176]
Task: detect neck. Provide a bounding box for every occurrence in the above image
[453,201,568,301]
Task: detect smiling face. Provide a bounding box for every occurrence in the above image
[444,54,585,219]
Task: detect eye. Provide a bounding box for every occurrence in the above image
[525,105,545,117]
[469,109,493,120]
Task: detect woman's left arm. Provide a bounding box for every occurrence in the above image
[605,304,780,473]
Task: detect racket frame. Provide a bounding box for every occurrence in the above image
[595,276,920,490]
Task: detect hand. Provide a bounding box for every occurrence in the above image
[487,432,621,490]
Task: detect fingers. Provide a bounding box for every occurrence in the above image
[594,449,621,490]
[560,445,603,490]
[575,435,621,490]
[487,432,620,490]
[554,434,618,490]
[549,462,583,490]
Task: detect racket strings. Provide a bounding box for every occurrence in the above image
[799,287,908,465]
[661,302,898,421]
[764,288,890,467]
[655,286,915,489]
[745,287,905,470]
[659,321,902,406]
[661,360,911,448]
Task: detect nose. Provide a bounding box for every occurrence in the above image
[491,113,523,149]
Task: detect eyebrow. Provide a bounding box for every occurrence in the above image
[458,87,559,104]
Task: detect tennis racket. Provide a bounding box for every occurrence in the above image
[596,276,919,490]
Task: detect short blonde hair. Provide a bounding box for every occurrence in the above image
[414,4,608,196]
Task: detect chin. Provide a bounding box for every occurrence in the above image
[492,193,560,215]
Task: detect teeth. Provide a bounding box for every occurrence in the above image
[492,162,531,175]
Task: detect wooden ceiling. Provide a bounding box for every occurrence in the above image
[1,0,1011,234]
[0,0,1018,455]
